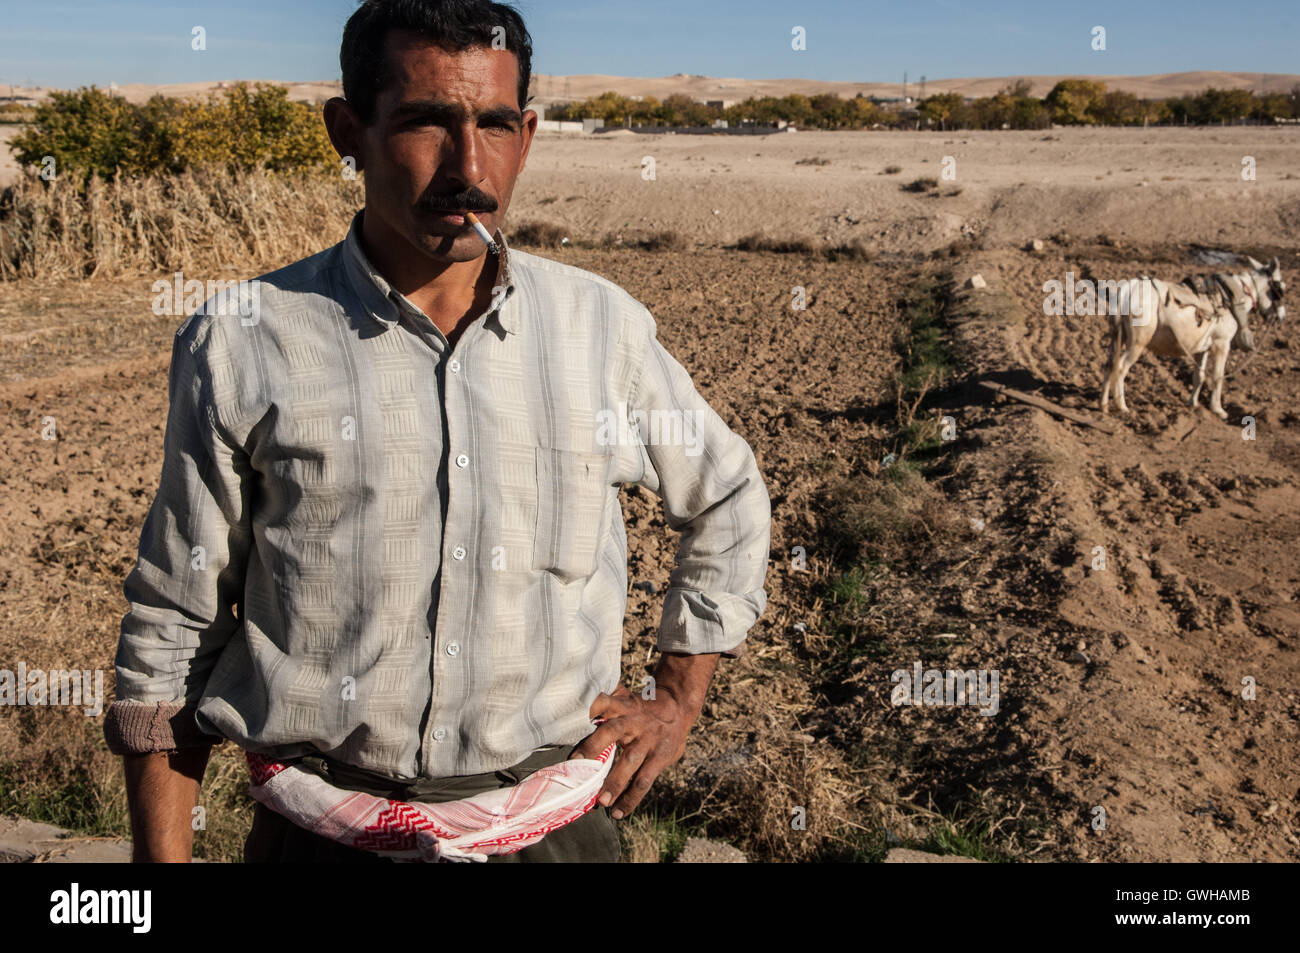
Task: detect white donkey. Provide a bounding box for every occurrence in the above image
[1100,256,1285,419]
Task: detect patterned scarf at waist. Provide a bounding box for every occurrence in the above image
[245,736,617,863]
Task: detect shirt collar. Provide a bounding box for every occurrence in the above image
[342,209,519,335]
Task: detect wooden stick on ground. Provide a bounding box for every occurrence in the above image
[978,380,1118,434]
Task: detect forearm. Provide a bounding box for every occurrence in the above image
[651,651,720,718]
[633,315,772,659]
[123,747,212,862]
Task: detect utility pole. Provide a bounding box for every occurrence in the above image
[903,70,907,101]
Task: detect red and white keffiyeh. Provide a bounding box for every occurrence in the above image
[246,741,618,863]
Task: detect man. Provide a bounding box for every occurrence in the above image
[104,0,771,863]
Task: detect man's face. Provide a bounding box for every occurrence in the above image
[336,30,536,265]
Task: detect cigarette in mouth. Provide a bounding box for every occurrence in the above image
[464,212,499,255]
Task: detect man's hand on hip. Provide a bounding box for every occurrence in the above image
[570,651,720,820]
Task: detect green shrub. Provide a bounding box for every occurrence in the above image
[12,87,148,179]
[167,83,335,173]
[11,83,336,182]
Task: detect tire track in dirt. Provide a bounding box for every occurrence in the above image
[943,242,1300,860]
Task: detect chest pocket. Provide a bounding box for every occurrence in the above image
[532,447,612,583]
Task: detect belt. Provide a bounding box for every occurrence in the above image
[295,744,575,803]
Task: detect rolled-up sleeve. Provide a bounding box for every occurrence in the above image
[630,314,771,659]
[103,326,252,753]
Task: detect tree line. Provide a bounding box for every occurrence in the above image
[12,78,1297,183]
[550,80,1300,131]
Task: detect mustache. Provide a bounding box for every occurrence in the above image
[417,190,497,214]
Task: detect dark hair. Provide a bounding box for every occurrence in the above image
[340,0,533,123]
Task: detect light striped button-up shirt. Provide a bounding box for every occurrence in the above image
[105,210,771,780]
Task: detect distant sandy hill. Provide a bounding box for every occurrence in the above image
[527,70,1300,105]
[4,70,1297,108]
[0,81,341,106]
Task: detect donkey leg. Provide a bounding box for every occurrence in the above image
[1207,340,1231,419]
[1115,345,1143,413]
[1101,357,1119,415]
[1100,321,1121,414]
[1189,350,1209,408]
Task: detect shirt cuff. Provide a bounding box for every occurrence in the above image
[656,587,761,660]
[103,700,222,755]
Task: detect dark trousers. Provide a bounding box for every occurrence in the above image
[243,742,621,863]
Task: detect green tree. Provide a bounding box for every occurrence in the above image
[1252,93,1290,121]
[919,92,963,130]
[656,93,713,126]
[1136,98,1170,125]
[1093,90,1141,125]
[849,95,886,128]
[810,93,851,128]
[588,90,637,124]
[1207,88,1254,123]
[1044,79,1107,124]
[778,94,816,127]
[1182,87,1255,124]
[1164,94,1193,124]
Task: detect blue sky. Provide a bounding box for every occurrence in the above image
[0,0,1295,89]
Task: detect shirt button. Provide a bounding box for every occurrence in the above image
[448,359,461,373]
[433,727,448,741]
[446,642,461,657]
[452,545,466,560]
[455,453,470,468]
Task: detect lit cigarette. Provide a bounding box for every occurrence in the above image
[464,212,499,254]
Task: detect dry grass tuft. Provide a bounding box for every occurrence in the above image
[825,239,871,262]
[510,220,569,248]
[634,230,688,252]
[823,465,968,567]
[617,815,668,863]
[0,708,125,837]
[0,166,361,281]
[647,733,857,862]
[735,233,817,255]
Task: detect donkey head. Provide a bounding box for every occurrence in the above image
[1247,255,1286,325]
